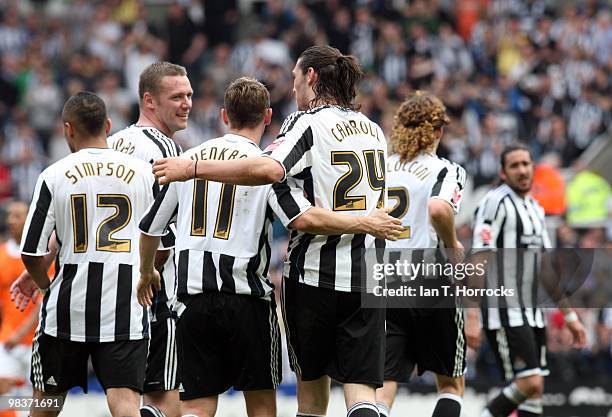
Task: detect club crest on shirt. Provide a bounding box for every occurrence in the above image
[479,225,492,245]
[265,138,285,152]
[452,188,462,205]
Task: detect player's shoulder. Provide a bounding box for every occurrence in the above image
[108,125,182,158]
[527,194,546,214]
[107,124,146,146]
[482,183,512,207]
[278,110,309,136]
[435,155,467,185]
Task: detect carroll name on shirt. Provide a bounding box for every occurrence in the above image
[330,119,380,142]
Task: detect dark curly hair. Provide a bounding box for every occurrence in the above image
[389,91,450,163]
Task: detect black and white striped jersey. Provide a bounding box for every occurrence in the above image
[140,134,311,306]
[386,153,466,249]
[264,105,387,292]
[21,148,156,342]
[107,125,181,320]
[472,183,552,330]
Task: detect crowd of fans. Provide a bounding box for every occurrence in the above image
[0,0,610,390]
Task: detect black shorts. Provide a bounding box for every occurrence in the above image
[281,278,385,387]
[144,316,179,393]
[176,292,281,400]
[30,331,147,394]
[384,307,466,381]
[486,325,549,381]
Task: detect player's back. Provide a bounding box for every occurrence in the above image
[139,134,280,299]
[386,153,465,249]
[270,105,387,292]
[21,148,155,342]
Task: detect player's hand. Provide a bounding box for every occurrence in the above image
[152,157,195,185]
[465,309,482,349]
[137,269,161,307]
[365,208,404,240]
[566,319,587,348]
[10,272,39,311]
[447,241,465,265]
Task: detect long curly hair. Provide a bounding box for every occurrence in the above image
[389,91,450,163]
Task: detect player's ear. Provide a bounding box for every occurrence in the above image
[142,91,154,109]
[220,108,230,126]
[63,122,73,139]
[264,108,272,125]
[306,67,317,86]
[104,118,112,135]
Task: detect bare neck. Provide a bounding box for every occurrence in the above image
[74,136,109,151]
[137,110,173,138]
[227,125,265,146]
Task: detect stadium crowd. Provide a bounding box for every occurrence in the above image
[0,0,610,400]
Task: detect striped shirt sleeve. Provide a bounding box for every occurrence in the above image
[140,182,179,236]
[472,195,506,249]
[430,162,466,214]
[262,112,313,181]
[21,173,55,256]
[267,180,312,227]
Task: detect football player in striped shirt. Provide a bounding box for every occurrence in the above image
[374,92,467,417]
[138,77,402,417]
[153,45,391,417]
[107,61,191,417]
[20,92,157,417]
[468,144,586,417]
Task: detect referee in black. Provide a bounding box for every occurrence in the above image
[467,144,587,417]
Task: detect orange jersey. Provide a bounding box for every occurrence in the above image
[0,240,38,345]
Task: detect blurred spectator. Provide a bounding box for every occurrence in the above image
[566,169,611,227]
[164,2,206,71]
[24,68,62,151]
[0,201,40,406]
[0,8,27,56]
[96,71,132,134]
[1,110,45,201]
[531,153,566,216]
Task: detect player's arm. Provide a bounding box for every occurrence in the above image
[429,199,461,248]
[138,182,179,306]
[290,207,403,240]
[20,175,56,293]
[154,112,314,186]
[138,233,162,307]
[539,248,587,348]
[268,180,403,240]
[21,255,50,292]
[153,156,284,186]
[429,163,466,256]
[464,196,506,349]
